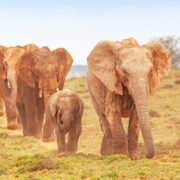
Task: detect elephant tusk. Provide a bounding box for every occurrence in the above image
[7,80,11,89]
[39,90,43,98]
[56,88,60,92]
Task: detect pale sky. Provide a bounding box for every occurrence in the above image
[0,0,180,64]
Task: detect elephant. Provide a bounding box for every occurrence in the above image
[87,38,171,159]
[47,89,84,156]
[16,47,73,139]
[0,45,25,129]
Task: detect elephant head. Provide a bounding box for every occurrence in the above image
[87,38,171,158]
[3,47,25,100]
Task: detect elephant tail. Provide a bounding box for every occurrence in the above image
[56,110,63,130]
[57,110,69,131]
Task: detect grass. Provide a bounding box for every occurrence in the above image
[0,69,180,179]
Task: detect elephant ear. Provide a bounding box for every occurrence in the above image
[87,41,123,95]
[52,48,73,89]
[17,50,36,88]
[0,46,7,79]
[53,48,73,75]
[144,41,172,92]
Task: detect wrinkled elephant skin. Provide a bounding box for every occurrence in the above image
[87,38,171,159]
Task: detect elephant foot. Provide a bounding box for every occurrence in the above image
[100,136,113,156]
[58,152,66,157]
[7,122,19,130]
[66,149,77,155]
[128,150,139,160]
[145,149,154,159]
[42,136,55,142]
[23,130,41,139]
[100,149,113,156]
[113,149,128,155]
[113,144,128,155]
[35,133,42,139]
[100,144,113,156]
[42,131,55,142]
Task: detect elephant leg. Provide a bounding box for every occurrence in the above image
[106,92,128,155]
[42,115,54,142]
[87,72,113,155]
[17,102,26,135]
[109,114,128,154]
[24,90,39,137]
[55,127,66,156]
[66,123,82,154]
[36,97,44,137]
[99,114,113,155]
[128,104,139,160]
[89,90,113,155]
[4,99,18,130]
[0,81,18,130]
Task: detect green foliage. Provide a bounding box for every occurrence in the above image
[0,69,179,179]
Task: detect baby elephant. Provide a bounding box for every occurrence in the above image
[48,89,84,156]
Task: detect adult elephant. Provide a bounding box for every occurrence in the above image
[0,45,25,129]
[87,38,171,159]
[17,47,73,139]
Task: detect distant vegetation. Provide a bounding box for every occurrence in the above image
[67,65,87,78]
[155,36,180,67]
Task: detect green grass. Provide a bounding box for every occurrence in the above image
[0,69,180,179]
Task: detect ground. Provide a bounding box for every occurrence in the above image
[0,69,179,180]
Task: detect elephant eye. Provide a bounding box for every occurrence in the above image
[4,61,8,68]
[34,68,39,75]
[122,68,128,75]
[55,66,59,73]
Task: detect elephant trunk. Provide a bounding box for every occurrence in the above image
[7,69,18,113]
[5,68,19,129]
[43,78,58,112]
[42,78,58,140]
[131,78,154,159]
[7,70,17,102]
[43,90,53,113]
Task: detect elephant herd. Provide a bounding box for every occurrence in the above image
[0,44,73,140]
[0,38,171,159]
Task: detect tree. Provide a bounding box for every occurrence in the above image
[154,36,180,67]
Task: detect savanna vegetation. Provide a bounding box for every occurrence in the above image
[0,69,179,179]
[155,36,180,67]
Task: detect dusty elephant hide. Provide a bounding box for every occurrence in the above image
[87,37,171,159]
[48,89,84,156]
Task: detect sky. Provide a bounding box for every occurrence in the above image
[0,0,180,65]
